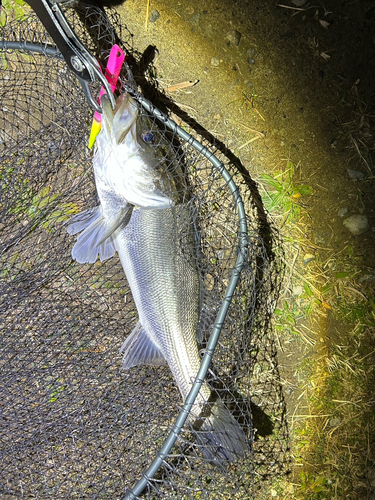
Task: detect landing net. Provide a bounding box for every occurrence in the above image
[0,5,288,498]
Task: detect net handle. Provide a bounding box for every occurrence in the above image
[0,40,61,56]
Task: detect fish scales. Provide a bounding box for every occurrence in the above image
[116,204,209,405]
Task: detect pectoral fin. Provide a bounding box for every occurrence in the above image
[67,205,132,264]
[96,205,133,246]
[119,322,166,369]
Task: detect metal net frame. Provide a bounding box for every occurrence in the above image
[0,5,289,499]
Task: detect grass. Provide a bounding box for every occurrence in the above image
[260,160,313,225]
[333,77,374,177]
[294,308,375,499]
[0,0,29,27]
[8,184,78,230]
[0,0,31,70]
[1,158,78,230]
[259,154,375,499]
[227,89,265,122]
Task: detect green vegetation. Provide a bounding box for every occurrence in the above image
[0,0,31,69]
[273,299,302,337]
[47,377,66,403]
[260,154,375,499]
[0,0,28,27]
[1,163,80,278]
[260,160,313,223]
[295,250,375,499]
[6,181,78,230]
[0,251,29,278]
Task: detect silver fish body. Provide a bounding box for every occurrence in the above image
[116,204,204,401]
[67,94,248,462]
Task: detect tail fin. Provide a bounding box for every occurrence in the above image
[192,401,248,464]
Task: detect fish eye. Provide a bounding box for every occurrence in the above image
[141,131,155,144]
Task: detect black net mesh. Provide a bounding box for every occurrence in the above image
[0,5,288,499]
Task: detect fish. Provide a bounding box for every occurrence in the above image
[67,93,248,462]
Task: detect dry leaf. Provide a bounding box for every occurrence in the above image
[166,80,199,92]
[319,20,330,29]
[320,52,331,61]
[170,113,183,126]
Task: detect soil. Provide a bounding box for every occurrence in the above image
[116,0,375,496]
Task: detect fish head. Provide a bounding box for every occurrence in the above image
[97,93,178,209]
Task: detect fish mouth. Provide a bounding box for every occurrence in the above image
[101,93,139,145]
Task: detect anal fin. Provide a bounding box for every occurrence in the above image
[119,322,166,369]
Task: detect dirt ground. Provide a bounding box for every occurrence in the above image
[116,0,375,497]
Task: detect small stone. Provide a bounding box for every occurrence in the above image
[247,57,255,64]
[338,207,348,217]
[247,48,256,57]
[343,214,369,235]
[303,253,315,265]
[189,13,200,25]
[211,57,220,67]
[360,272,375,282]
[328,417,341,428]
[149,9,160,23]
[205,23,214,36]
[292,285,303,296]
[280,30,294,41]
[271,489,278,497]
[225,29,242,47]
[285,387,294,396]
[347,169,365,181]
[285,483,295,494]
